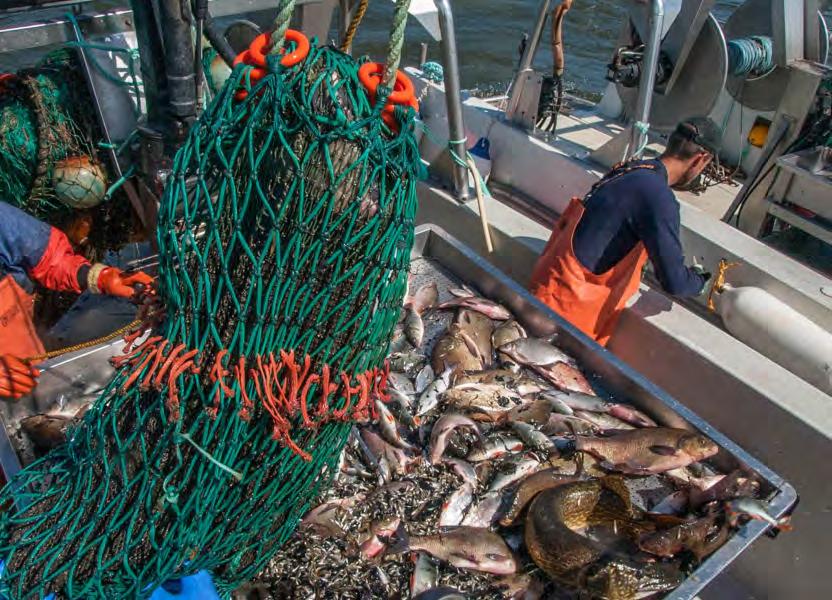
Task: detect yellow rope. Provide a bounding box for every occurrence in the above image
[707,259,741,312]
[340,0,369,52]
[26,319,141,363]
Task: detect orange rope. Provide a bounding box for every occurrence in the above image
[113,338,390,461]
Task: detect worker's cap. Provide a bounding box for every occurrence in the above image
[675,117,722,156]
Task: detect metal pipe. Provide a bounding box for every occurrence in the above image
[628,0,664,160]
[339,0,353,54]
[69,14,147,228]
[435,0,471,201]
[505,0,551,119]
[157,0,197,120]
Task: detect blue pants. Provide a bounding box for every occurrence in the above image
[0,562,220,599]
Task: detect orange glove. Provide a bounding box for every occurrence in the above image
[88,264,154,300]
[0,354,39,400]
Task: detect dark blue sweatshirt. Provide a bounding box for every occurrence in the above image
[572,159,705,297]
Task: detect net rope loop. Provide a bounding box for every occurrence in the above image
[358,62,419,132]
[232,29,310,100]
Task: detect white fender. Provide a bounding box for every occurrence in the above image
[713,284,832,395]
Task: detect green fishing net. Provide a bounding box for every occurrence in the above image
[0,32,422,599]
[0,49,102,221]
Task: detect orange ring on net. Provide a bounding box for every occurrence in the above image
[248,30,310,69]
[233,50,267,100]
[381,100,419,132]
[358,62,415,106]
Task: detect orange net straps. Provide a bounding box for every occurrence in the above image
[113,338,391,461]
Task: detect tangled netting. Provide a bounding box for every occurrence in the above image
[0,39,422,598]
[0,49,102,221]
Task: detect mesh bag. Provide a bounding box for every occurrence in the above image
[0,49,104,221]
[0,14,422,600]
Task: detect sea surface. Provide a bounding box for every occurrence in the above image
[349,0,832,100]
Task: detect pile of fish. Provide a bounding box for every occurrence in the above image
[237,276,790,599]
[11,272,782,599]
[232,274,789,600]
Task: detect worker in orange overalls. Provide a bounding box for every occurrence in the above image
[529,117,722,346]
[0,201,153,399]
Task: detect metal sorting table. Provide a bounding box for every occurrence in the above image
[0,224,797,598]
[410,224,796,600]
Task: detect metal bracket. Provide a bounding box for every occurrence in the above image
[659,0,716,94]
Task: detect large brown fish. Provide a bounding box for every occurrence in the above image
[500,466,584,526]
[456,309,494,366]
[20,414,73,450]
[443,384,526,420]
[492,319,526,351]
[638,514,729,561]
[576,428,719,475]
[432,325,484,373]
[525,479,680,598]
[689,469,760,508]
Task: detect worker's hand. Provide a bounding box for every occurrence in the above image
[0,354,39,400]
[93,265,155,300]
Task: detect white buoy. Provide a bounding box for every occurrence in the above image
[712,284,832,395]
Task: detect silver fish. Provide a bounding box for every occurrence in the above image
[417,366,454,416]
[498,337,572,367]
[415,364,435,394]
[374,399,413,449]
[439,482,475,527]
[389,351,427,375]
[442,457,479,488]
[651,490,690,515]
[538,390,575,415]
[429,413,482,464]
[449,285,475,297]
[410,552,439,597]
[461,491,505,528]
[573,409,635,431]
[389,371,415,395]
[388,392,419,429]
[543,389,656,427]
[412,587,467,600]
[510,421,558,455]
[540,412,597,436]
[467,434,524,462]
[487,454,543,493]
[437,294,512,320]
[360,428,414,475]
[405,306,425,348]
[393,527,517,574]
[725,498,792,531]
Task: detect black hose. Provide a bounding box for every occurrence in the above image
[204,14,237,67]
